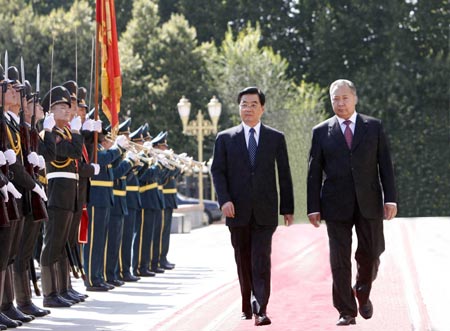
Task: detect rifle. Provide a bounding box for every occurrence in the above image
[29,258,41,296]
[65,243,79,279]
[72,244,86,281]
[0,80,10,227]
[1,51,20,223]
[19,58,48,222]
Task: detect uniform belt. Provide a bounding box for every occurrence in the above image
[91,180,114,187]
[113,189,126,196]
[46,172,79,180]
[126,186,139,192]
[158,185,163,191]
[139,183,158,192]
[163,188,177,194]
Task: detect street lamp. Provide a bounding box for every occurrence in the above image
[177,96,221,205]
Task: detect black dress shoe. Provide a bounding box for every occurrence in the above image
[122,274,140,282]
[136,269,155,277]
[336,315,356,326]
[241,312,252,320]
[43,294,73,308]
[17,302,51,317]
[85,283,110,292]
[160,263,175,270]
[69,288,88,300]
[101,281,115,290]
[107,279,125,287]
[0,323,6,330]
[254,314,271,326]
[359,299,373,319]
[60,291,81,304]
[2,304,35,322]
[0,312,22,327]
[150,267,165,273]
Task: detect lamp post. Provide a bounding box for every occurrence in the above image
[177,96,221,205]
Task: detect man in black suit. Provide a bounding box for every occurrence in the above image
[211,87,294,326]
[307,79,397,326]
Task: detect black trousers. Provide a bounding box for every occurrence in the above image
[229,215,276,315]
[160,208,173,265]
[325,205,385,317]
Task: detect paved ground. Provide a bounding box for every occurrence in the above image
[16,217,450,331]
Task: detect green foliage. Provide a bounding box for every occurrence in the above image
[0,0,94,99]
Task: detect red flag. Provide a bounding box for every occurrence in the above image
[96,0,121,130]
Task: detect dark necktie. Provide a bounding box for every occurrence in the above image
[248,128,257,167]
[343,120,353,149]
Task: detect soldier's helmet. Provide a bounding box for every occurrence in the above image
[150,131,168,147]
[77,87,88,109]
[129,125,144,143]
[118,118,131,135]
[142,123,153,141]
[62,80,78,100]
[41,86,72,112]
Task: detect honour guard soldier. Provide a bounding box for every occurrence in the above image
[150,132,173,272]
[13,80,56,317]
[60,82,98,303]
[105,119,137,287]
[83,126,129,291]
[40,85,83,308]
[0,64,26,329]
[158,133,180,270]
[119,125,145,282]
[1,67,47,324]
[133,131,168,276]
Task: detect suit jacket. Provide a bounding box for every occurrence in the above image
[307,113,397,221]
[211,123,294,227]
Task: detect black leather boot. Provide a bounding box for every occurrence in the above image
[15,270,51,317]
[41,264,72,308]
[1,267,34,322]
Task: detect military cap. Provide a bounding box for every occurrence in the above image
[150,131,168,147]
[62,80,78,100]
[118,118,131,135]
[77,87,88,109]
[7,66,23,87]
[142,123,153,141]
[129,125,144,143]
[24,80,34,102]
[41,86,72,112]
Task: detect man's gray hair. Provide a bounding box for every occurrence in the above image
[329,79,357,96]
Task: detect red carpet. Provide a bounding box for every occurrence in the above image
[153,223,431,331]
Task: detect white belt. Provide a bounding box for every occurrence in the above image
[46,172,79,180]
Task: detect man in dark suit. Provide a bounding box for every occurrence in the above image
[307,79,397,326]
[211,87,294,327]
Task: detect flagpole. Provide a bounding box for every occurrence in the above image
[93,2,101,164]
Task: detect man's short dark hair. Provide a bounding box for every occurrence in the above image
[237,87,265,106]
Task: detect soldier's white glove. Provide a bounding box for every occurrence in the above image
[0,184,8,202]
[70,115,82,132]
[82,119,95,131]
[157,154,169,168]
[0,151,6,166]
[43,113,56,131]
[27,152,40,167]
[32,184,47,201]
[179,153,187,158]
[4,149,16,165]
[93,120,103,132]
[115,135,129,149]
[143,141,153,149]
[7,182,22,199]
[126,151,138,163]
[92,163,100,175]
[38,155,46,170]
